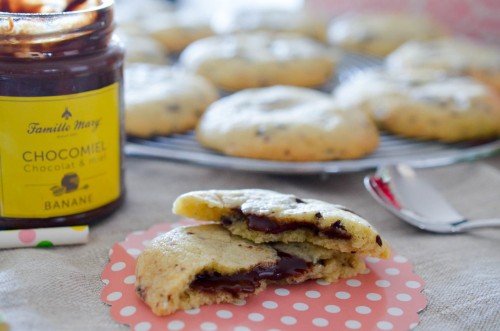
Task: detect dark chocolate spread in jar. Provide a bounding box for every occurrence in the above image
[0,0,125,229]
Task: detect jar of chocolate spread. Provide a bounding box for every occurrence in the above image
[0,0,125,229]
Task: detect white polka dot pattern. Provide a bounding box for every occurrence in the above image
[406,281,422,289]
[355,306,371,315]
[216,310,233,319]
[262,301,278,309]
[324,305,341,314]
[335,291,351,299]
[396,293,413,302]
[120,306,136,317]
[281,316,297,325]
[345,320,362,329]
[305,290,321,298]
[184,308,200,315]
[367,293,382,301]
[387,307,404,316]
[234,327,251,331]
[385,268,401,276]
[232,300,246,306]
[378,321,394,330]
[376,280,391,288]
[126,248,142,256]
[123,275,136,284]
[247,313,264,322]
[393,255,408,263]
[107,292,123,302]
[167,320,184,331]
[101,220,427,331]
[200,322,217,331]
[312,317,329,327]
[134,321,151,331]
[274,288,290,296]
[293,303,309,311]
[111,261,126,272]
[346,279,362,287]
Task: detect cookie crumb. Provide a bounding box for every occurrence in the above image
[136,286,146,300]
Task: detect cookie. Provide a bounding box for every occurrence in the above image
[135,223,365,316]
[327,13,447,57]
[179,32,337,91]
[115,0,173,25]
[141,11,214,53]
[173,189,391,259]
[195,85,379,161]
[386,37,500,92]
[116,29,169,65]
[334,68,500,141]
[213,9,328,42]
[125,64,219,138]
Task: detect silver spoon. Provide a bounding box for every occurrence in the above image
[364,164,500,233]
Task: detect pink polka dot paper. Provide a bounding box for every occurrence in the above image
[101,221,426,331]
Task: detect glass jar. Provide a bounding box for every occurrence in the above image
[0,0,125,229]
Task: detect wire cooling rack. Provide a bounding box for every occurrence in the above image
[126,132,500,174]
[125,53,500,174]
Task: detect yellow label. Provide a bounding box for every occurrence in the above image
[0,84,121,218]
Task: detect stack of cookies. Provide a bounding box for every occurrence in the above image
[120,5,377,162]
[117,2,500,161]
[135,189,391,316]
[333,66,500,142]
[332,36,500,142]
[327,12,449,57]
[327,11,500,142]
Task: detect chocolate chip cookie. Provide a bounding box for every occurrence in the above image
[213,9,328,42]
[334,68,500,141]
[125,63,219,138]
[195,85,379,161]
[172,189,391,259]
[386,37,500,92]
[328,13,447,57]
[135,223,365,316]
[179,32,337,91]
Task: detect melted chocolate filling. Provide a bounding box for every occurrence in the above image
[190,252,310,297]
[241,211,351,240]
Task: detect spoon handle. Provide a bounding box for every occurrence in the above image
[456,219,500,231]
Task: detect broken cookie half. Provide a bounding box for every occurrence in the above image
[136,189,391,316]
[173,189,391,259]
[135,223,365,316]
